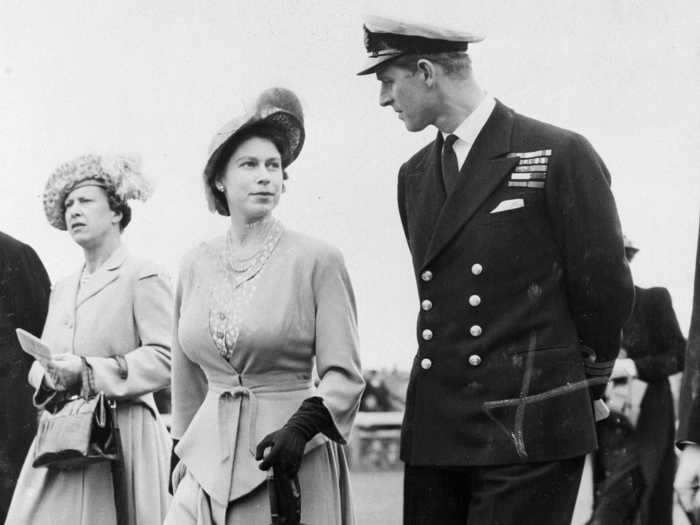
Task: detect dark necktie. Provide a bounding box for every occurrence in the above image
[442,134,460,195]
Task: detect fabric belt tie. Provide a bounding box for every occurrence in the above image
[215,386,256,462]
[209,377,313,465]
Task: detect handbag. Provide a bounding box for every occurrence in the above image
[33,391,119,469]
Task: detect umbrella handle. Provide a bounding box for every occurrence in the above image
[268,468,280,525]
[267,466,306,525]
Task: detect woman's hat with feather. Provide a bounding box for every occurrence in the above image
[204,88,304,182]
[43,153,151,230]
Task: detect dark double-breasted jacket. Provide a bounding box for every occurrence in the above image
[397,100,635,466]
[0,231,50,519]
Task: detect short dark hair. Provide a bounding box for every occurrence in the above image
[390,51,471,78]
[104,186,131,231]
[205,122,290,216]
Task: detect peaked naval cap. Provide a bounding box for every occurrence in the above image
[358,14,484,75]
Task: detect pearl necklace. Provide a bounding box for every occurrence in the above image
[209,217,284,360]
[223,218,280,279]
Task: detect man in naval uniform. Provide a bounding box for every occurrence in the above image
[358,14,635,524]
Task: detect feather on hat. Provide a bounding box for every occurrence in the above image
[203,87,305,214]
[43,153,152,230]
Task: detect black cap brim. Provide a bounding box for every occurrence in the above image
[357,53,404,76]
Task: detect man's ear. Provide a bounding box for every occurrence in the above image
[416,59,437,86]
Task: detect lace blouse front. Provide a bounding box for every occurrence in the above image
[207,218,284,360]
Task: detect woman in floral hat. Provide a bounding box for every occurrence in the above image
[166,88,365,524]
[6,154,173,525]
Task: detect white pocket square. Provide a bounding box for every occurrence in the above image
[489,198,524,214]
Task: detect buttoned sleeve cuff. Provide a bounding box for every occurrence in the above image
[584,357,615,399]
[584,359,615,378]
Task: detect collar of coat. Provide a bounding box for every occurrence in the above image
[73,245,129,307]
[407,100,520,270]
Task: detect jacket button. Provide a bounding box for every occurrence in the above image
[421,299,433,311]
[469,325,482,337]
[468,295,481,307]
[421,270,433,282]
[421,358,432,370]
[422,329,433,341]
[471,263,483,275]
[468,354,483,367]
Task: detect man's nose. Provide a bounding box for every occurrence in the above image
[379,86,392,107]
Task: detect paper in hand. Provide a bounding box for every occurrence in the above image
[15,328,52,363]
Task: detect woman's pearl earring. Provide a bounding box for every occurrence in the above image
[216,183,225,192]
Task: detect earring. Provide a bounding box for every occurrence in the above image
[215,183,224,192]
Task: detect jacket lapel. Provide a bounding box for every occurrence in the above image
[421,101,519,269]
[407,135,446,268]
[76,245,128,307]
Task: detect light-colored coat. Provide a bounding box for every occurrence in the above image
[167,229,365,524]
[6,246,173,525]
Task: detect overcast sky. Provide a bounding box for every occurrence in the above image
[1,0,699,370]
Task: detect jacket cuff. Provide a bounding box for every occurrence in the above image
[285,396,345,444]
[584,359,614,399]
[80,356,96,398]
[584,359,615,379]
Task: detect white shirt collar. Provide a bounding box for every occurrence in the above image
[442,95,496,168]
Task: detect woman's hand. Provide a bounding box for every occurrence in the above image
[255,397,336,477]
[42,370,59,391]
[45,354,83,391]
[675,444,700,514]
[255,427,307,478]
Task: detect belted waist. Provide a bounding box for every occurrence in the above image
[207,376,314,461]
[207,373,313,392]
[175,373,317,505]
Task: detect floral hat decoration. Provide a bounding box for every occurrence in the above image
[43,154,152,230]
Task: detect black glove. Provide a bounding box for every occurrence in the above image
[255,397,340,478]
[168,439,179,495]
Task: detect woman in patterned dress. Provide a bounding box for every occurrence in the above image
[166,88,365,525]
